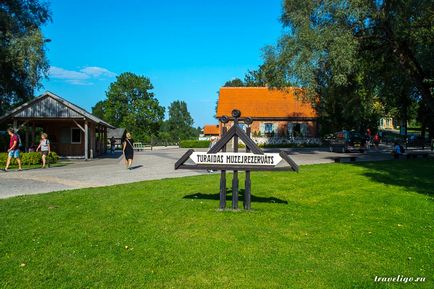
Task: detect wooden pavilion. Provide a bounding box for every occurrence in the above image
[0,91,114,159]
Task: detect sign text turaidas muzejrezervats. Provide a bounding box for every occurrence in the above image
[175,109,299,210]
[191,152,282,166]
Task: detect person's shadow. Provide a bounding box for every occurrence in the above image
[129,165,143,170]
[183,189,288,204]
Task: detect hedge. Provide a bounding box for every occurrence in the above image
[0,152,60,166]
[259,143,323,148]
[179,140,211,148]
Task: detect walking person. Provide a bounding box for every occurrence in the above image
[373,133,380,150]
[122,132,134,170]
[36,133,51,168]
[4,128,22,172]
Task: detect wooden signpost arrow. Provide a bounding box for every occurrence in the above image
[175,109,299,210]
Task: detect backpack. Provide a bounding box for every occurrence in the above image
[16,134,23,148]
[399,145,405,153]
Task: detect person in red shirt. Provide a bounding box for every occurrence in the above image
[4,128,22,172]
[373,133,381,150]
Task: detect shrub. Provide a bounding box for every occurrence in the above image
[48,152,60,163]
[259,143,323,148]
[0,151,60,166]
[20,152,42,165]
[0,153,8,165]
[179,140,210,148]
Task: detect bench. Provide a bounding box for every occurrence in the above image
[133,142,152,151]
[394,151,430,160]
[332,156,358,163]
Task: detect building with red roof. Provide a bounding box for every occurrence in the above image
[216,87,318,138]
[203,124,220,136]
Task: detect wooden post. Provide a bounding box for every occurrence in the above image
[103,126,107,153]
[90,122,95,159]
[25,126,29,152]
[84,120,89,160]
[232,118,239,210]
[13,119,17,132]
[32,122,35,145]
[219,126,227,210]
[244,125,251,210]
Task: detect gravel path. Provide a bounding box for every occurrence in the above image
[0,148,204,199]
[0,146,420,199]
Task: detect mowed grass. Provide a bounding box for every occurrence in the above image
[0,160,433,289]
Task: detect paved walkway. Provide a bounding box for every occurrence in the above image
[0,147,430,199]
[0,148,204,199]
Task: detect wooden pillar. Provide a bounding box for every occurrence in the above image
[232,120,239,210]
[219,126,227,210]
[90,122,95,159]
[96,125,100,155]
[99,126,102,154]
[84,120,89,160]
[32,122,36,145]
[13,119,17,132]
[25,126,29,152]
[104,126,107,153]
[244,125,251,210]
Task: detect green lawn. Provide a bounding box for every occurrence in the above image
[0,160,433,288]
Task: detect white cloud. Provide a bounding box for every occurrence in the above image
[49,66,116,85]
[49,66,88,80]
[80,66,117,78]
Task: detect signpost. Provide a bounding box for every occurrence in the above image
[175,109,299,210]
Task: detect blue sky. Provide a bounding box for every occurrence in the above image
[39,0,284,126]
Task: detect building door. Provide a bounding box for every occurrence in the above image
[288,123,293,138]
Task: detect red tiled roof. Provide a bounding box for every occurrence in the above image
[203,124,219,135]
[216,87,317,118]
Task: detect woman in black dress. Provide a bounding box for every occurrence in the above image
[122,132,134,169]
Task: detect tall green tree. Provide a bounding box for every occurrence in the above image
[262,0,434,133]
[223,78,245,87]
[91,100,107,120]
[165,100,195,142]
[0,0,51,116]
[92,72,165,141]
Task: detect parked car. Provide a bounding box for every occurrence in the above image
[329,131,367,153]
[406,135,429,147]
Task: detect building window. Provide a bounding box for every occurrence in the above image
[293,123,301,137]
[264,123,273,134]
[71,128,82,144]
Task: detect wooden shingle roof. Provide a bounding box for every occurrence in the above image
[0,91,115,128]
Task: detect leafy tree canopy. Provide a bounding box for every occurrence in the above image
[0,0,51,116]
[92,72,165,141]
[223,64,278,87]
[261,0,434,134]
[163,100,196,142]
